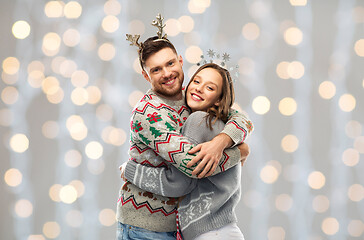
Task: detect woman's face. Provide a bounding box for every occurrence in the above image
[186,67,223,112]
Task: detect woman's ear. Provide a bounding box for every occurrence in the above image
[214,100,220,107]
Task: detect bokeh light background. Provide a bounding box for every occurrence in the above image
[1,0,364,239]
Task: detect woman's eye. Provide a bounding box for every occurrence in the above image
[207,86,214,91]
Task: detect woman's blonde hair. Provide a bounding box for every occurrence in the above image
[186,63,235,129]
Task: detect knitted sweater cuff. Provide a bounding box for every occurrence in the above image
[221,123,246,147]
[124,161,138,183]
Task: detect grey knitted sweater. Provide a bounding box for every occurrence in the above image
[125,111,251,240]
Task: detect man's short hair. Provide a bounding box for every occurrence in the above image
[138,36,178,71]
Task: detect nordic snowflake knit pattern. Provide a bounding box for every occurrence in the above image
[116,89,252,232]
[124,111,254,239]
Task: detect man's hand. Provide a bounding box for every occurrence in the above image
[238,143,250,166]
[119,162,128,181]
[187,133,233,178]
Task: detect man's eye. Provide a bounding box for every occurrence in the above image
[168,61,174,66]
[152,69,159,73]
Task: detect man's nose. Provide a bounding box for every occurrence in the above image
[162,68,172,78]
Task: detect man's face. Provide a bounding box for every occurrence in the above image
[142,48,184,101]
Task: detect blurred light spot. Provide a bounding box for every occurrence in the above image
[64,1,82,19]
[281,134,299,153]
[99,209,116,226]
[28,70,45,88]
[308,171,326,190]
[133,58,142,74]
[128,90,144,108]
[85,141,103,159]
[71,70,89,87]
[10,134,29,153]
[339,94,356,112]
[2,72,18,84]
[104,0,122,15]
[179,16,194,33]
[1,86,19,105]
[289,0,307,6]
[312,195,330,213]
[42,76,60,95]
[51,56,66,74]
[347,220,364,237]
[12,20,31,39]
[71,87,88,106]
[279,97,297,116]
[187,65,199,80]
[243,190,262,209]
[238,58,255,76]
[354,39,364,57]
[318,81,336,99]
[0,108,12,126]
[353,7,364,23]
[96,104,113,122]
[276,61,290,79]
[260,165,279,184]
[322,217,339,236]
[44,1,64,18]
[87,159,105,175]
[354,136,364,153]
[86,86,102,104]
[98,43,115,61]
[46,88,64,104]
[42,32,61,56]
[63,28,80,47]
[165,18,181,37]
[102,126,126,146]
[188,0,210,14]
[60,185,78,204]
[267,226,285,240]
[242,23,260,41]
[185,46,202,64]
[345,121,362,138]
[102,15,119,33]
[348,184,364,202]
[128,20,145,35]
[69,180,85,198]
[2,57,20,75]
[64,149,82,168]
[49,184,62,202]
[287,61,304,79]
[28,60,45,73]
[275,194,292,212]
[15,199,33,218]
[342,148,360,167]
[68,122,88,141]
[252,96,270,115]
[4,168,22,187]
[59,59,77,78]
[284,27,303,46]
[43,222,61,239]
[28,235,45,240]
[42,121,59,139]
[66,210,83,228]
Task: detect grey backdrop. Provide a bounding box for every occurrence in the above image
[1,0,364,239]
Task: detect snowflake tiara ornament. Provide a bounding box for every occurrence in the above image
[197,49,239,83]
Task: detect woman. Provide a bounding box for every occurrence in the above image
[121,63,253,240]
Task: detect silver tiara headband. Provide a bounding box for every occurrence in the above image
[126,13,168,50]
[197,49,239,83]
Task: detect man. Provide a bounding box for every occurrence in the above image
[117,17,251,240]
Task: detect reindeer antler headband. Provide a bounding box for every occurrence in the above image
[126,13,169,50]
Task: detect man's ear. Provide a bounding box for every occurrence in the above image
[142,70,150,82]
[178,55,183,67]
